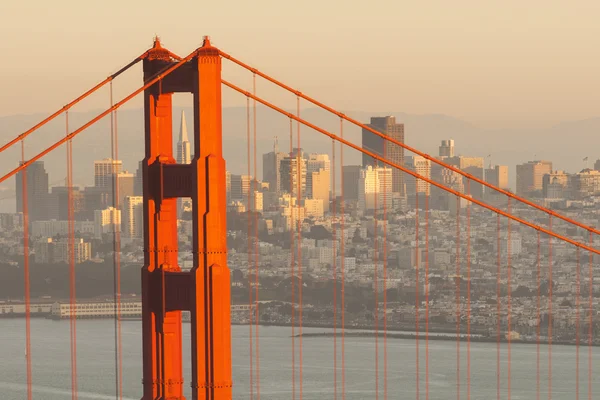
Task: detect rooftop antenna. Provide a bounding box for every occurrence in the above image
[274,136,279,153]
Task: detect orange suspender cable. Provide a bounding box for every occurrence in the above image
[253,72,261,400]
[289,116,296,400]
[246,95,254,400]
[588,231,593,400]
[548,216,553,400]
[576,245,581,400]
[536,231,541,400]
[339,119,346,400]
[21,139,32,400]
[66,111,78,400]
[466,181,471,400]
[332,136,338,400]
[496,213,501,400]
[507,198,512,400]
[415,186,420,400]
[383,145,388,400]
[425,192,430,400]
[296,96,304,400]
[109,81,123,400]
[455,196,460,400]
[374,160,379,400]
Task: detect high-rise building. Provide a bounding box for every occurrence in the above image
[48,186,85,221]
[123,196,143,239]
[445,156,485,199]
[117,171,135,207]
[342,165,362,202]
[516,161,552,196]
[15,161,49,223]
[361,116,404,195]
[94,158,122,188]
[280,151,307,198]
[571,169,600,199]
[134,161,143,196]
[485,165,509,189]
[439,139,455,158]
[262,138,286,194]
[309,168,330,212]
[304,153,331,200]
[405,155,431,196]
[358,166,393,211]
[542,170,570,199]
[94,207,121,239]
[225,171,231,203]
[230,174,252,202]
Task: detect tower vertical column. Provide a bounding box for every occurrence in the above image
[141,89,185,399]
[190,37,232,399]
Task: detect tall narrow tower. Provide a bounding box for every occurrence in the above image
[176,111,192,213]
[176,110,191,164]
[141,36,231,400]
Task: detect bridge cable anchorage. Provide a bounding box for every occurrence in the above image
[0,52,147,154]
[536,231,541,400]
[339,118,346,400]
[218,50,600,241]
[21,138,33,400]
[466,181,472,400]
[415,174,419,400]
[331,134,338,400]
[373,158,379,400]
[288,115,296,400]
[246,94,254,400]
[455,195,460,400]
[220,78,600,256]
[0,48,200,186]
[253,72,261,400]
[109,81,124,400]
[296,95,304,400]
[496,212,501,400]
[548,215,553,400]
[66,109,78,400]
[425,191,430,400]
[588,230,593,400]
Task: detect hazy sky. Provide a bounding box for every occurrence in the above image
[2,1,600,129]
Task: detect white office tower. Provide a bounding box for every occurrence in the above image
[176,111,192,213]
[123,196,144,239]
[358,166,393,211]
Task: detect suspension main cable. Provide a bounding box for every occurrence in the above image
[221,78,600,256]
[0,52,148,154]
[1,48,200,186]
[219,51,600,239]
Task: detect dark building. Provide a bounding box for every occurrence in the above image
[342,165,362,201]
[362,116,404,195]
[15,161,49,223]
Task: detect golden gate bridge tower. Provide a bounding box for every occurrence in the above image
[141,36,231,399]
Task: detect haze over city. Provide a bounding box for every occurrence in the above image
[2,2,600,400]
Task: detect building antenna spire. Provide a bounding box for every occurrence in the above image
[274,136,279,152]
